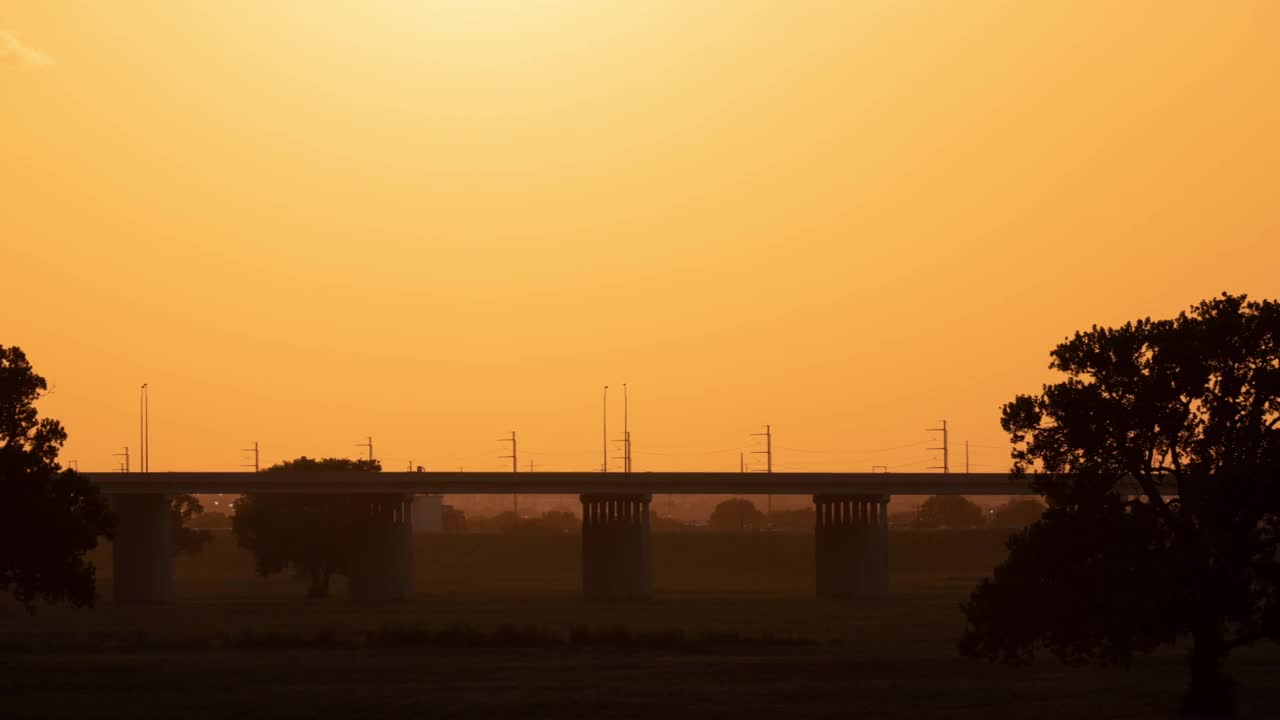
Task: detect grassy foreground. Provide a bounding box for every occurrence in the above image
[3,532,1279,718]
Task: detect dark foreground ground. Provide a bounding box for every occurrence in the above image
[4,532,1279,719]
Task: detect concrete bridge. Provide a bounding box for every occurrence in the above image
[88,471,1039,605]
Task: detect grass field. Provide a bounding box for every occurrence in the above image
[4,532,1278,718]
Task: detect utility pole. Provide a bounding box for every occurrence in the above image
[752,425,773,523]
[69,460,79,472]
[241,441,260,472]
[623,383,631,474]
[927,420,949,474]
[139,384,149,473]
[498,431,517,473]
[613,384,631,476]
[356,436,373,463]
[751,425,773,472]
[965,440,970,474]
[739,451,745,473]
[115,447,130,473]
[499,431,518,517]
[602,385,609,473]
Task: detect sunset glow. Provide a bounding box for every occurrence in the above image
[5,1,1278,475]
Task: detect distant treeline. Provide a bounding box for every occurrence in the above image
[87,527,1013,596]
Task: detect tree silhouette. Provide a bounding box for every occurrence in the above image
[232,456,380,598]
[959,294,1280,719]
[708,498,766,530]
[914,495,985,529]
[0,345,113,611]
[171,494,213,557]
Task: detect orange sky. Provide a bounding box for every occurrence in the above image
[4,1,1278,477]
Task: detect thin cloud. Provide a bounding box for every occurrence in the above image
[1,30,53,68]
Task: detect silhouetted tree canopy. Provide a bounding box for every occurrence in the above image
[708,498,766,531]
[0,346,113,611]
[232,457,381,598]
[914,495,985,529]
[987,498,1046,529]
[171,494,213,557]
[959,294,1280,719]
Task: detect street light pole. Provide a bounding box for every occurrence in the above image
[139,384,149,473]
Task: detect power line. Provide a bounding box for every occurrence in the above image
[635,448,739,457]
[774,441,929,456]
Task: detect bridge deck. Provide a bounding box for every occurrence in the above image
[86,471,1039,495]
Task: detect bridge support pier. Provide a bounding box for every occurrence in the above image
[580,494,651,601]
[814,494,889,598]
[348,495,413,601]
[112,494,174,604]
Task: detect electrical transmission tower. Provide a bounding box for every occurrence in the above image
[242,441,260,472]
[927,420,949,473]
[115,447,130,473]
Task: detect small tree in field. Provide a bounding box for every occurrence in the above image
[959,294,1280,719]
[914,495,985,529]
[0,346,114,611]
[232,457,380,598]
[708,498,766,530]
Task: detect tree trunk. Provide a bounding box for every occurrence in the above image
[1179,623,1236,719]
[306,568,330,599]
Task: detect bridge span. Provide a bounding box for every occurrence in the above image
[86,471,1036,496]
[87,470,1049,607]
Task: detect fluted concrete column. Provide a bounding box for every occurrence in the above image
[348,495,413,601]
[814,494,889,598]
[112,494,174,604]
[580,494,651,601]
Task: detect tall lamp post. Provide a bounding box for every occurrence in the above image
[139,384,149,473]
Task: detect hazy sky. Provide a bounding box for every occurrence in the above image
[4,1,1278,476]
